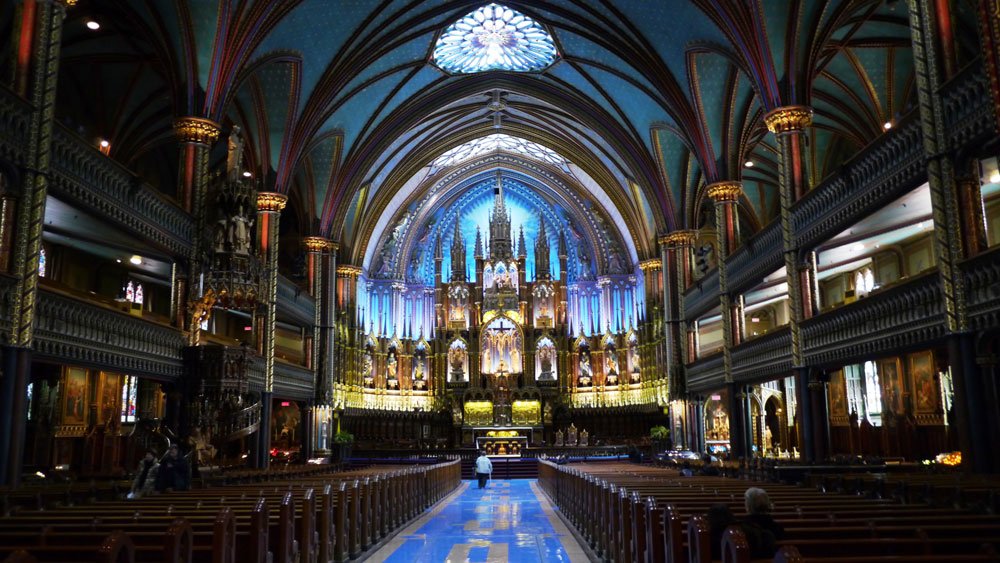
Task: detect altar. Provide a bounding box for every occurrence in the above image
[474,428,531,457]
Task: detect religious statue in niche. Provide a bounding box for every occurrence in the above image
[448,343,467,381]
[578,349,593,387]
[628,341,640,382]
[362,350,374,388]
[412,361,426,390]
[386,349,399,389]
[538,345,555,379]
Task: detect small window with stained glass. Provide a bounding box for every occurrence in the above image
[121,375,137,423]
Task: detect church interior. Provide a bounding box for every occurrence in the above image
[1,0,999,561]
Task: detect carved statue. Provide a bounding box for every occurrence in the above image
[539,346,554,378]
[449,345,466,380]
[555,429,564,447]
[580,429,589,447]
[579,351,592,386]
[606,348,619,375]
[567,423,578,446]
[226,126,245,182]
[386,351,398,380]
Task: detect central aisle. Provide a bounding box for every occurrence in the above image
[370,479,589,562]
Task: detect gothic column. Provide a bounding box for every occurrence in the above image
[707,181,750,458]
[982,0,1000,130]
[0,0,70,488]
[909,0,992,472]
[763,104,825,462]
[173,118,220,333]
[337,265,362,391]
[0,175,16,274]
[253,192,287,468]
[303,237,337,453]
[660,230,696,396]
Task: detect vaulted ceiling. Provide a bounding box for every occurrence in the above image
[19,0,924,266]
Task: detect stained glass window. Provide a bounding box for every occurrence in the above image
[433,4,557,74]
[121,375,137,423]
[38,248,46,278]
[431,134,567,169]
[124,281,144,305]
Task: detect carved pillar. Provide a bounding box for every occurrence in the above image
[909,0,992,472]
[253,192,287,468]
[727,384,750,459]
[660,231,696,398]
[707,182,743,389]
[0,175,16,273]
[173,118,219,333]
[807,375,830,462]
[304,237,338,452]
[981,0,1000,130]
[763,105,812,362]
[0,0,69,488]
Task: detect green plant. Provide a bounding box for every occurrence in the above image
[650,426,670,440]
[333,431,355,444]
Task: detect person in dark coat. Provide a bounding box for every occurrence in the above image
[155,444,190,492]
[706,503,738,560]
[129,449,159,499]
[740,487,785,558]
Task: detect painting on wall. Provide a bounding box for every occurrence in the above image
[97,372,121,423]
[61,367,89,425]
[909,351,938,414]
[827,370,848,416]
[878,357,905,415]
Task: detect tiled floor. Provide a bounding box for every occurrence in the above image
[368,479,589,562]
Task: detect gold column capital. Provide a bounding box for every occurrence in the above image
[763,105,813,134]
[173,117,221,145]
[302,236,333,253]
[256,192,288,212]
[639,258,662,271]
[658,230,698,248]
[337,265,363,278]
[705,181,743,203]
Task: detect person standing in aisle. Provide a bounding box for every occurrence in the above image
[475,450,493,489]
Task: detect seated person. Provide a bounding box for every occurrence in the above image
[698,454,720,476]
[706,503,738,560]
[740,487,785,558]
[679,461,695,477]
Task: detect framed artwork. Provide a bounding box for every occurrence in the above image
[61,367,89,425]
[827,370,848,416]
[877,357,905,415]
[97,372,121,423]
[909,351,938,414]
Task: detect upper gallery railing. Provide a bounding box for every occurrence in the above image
[730,326,792,383]
[800,271,944,367]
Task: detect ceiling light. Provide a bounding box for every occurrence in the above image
[242,171,252,178]
[874,244,880,249]
[917,222,925,229]
[115,259,121,263]
[129,255,142,265]
[989,171,1000,183]
[99,139,109,148]
[883,121,892,130]
[744,160,754,168]
[851,243,864,252]
[86,20,100,30]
